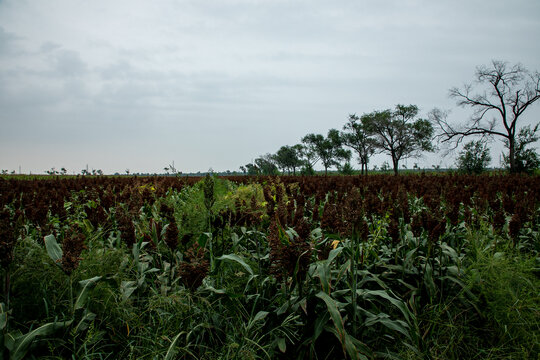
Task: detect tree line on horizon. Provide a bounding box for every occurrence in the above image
[3,61,539,178]
[241,60,540,176]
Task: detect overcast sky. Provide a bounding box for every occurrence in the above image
[1,0,539,174]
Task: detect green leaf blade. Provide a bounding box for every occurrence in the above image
[44,234,62,264]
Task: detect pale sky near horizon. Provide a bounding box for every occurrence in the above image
[1,0,539,174]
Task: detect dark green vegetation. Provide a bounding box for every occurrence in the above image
[456,140,492,174]
[0,175,539,359]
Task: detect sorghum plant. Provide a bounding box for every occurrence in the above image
[61,227,86,275]
[178,243,209,290]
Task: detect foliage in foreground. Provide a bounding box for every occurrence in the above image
[0,175,539,359]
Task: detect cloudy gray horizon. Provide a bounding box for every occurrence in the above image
[1,0,539,174]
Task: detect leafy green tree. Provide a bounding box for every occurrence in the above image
[363,104,434,175]
[456,140,491,174]
[297,142,319,172]
[503,125,540,173]
[274,145,303,175]
[341,114,376,175]
[302,129,351,175]
[327,129,352,167]
[432,61,540,173]
[243,163,259,175]
[254,154,279,175]
[300,162,315,175]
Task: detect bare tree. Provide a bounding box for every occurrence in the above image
[431,61,540,172]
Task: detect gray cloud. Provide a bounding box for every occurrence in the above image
[0,26,21,56]
[0,0,539,174]
[39,42,62,53]
[50,50,88,77]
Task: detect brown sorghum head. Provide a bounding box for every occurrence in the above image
[509,213,522,240]
[160,203,174,222]
[178,243,209,290]
[429,220,446,242]
[164,221,179,250]
[117,208,136,247]
[321,202,339,234]
[268,219,312,283]
[493,209,506,233]
[62,228,86,275]
[387,218,400,244]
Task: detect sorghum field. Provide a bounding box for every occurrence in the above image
[0,174,538,359]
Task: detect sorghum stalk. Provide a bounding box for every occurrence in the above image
[350,226,359,337]
[208,233,214,273]
[203,175,216,271]
[4,270,10,316]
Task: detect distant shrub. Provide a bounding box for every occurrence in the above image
[457,140,491,174]
[339,162,355,175]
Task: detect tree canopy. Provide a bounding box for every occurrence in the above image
[503,125,540,174]
[274,145,303,175]
[302,130,351,175]
[341,114,376,175]
[363,104,434,175]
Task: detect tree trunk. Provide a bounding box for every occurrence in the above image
[508,136,516,173]
[392,156,399,176]
[361,156,368,175]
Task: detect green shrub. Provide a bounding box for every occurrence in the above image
[457,140,491,174]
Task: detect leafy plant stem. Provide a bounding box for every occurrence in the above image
[351,231,359,338]
[208,233,215,273]
[69,275,73,315]
[255,232,262,275]
[438,241,444,304]
[69,275,75,356]
[4,270,10,318]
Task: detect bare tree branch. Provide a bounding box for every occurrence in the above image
[433,60,540,172]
